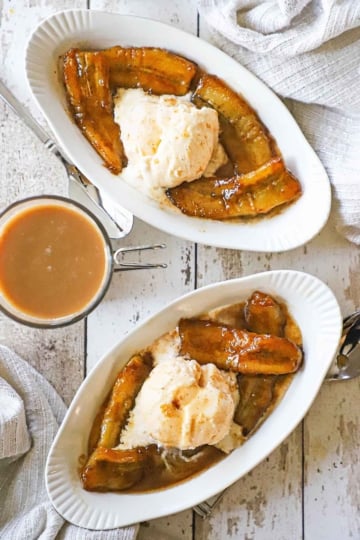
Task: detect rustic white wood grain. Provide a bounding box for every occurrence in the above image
[90,0,197,30]
[200,16,360,537]
[195,212,360,539]
[195,257,302,537]
[1,0,85,123]
[195,429,302,540]
[1,1,359,539]
[86,220,195,372]
[0,0,87,405]
[86,2,198,538]
[191,19,301,540]
[304,377,360,540]
[196,15,360,539]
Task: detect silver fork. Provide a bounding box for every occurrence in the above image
[194,492,226,518]
[193,309,360,518]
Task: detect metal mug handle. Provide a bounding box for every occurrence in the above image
[113,244,167,271]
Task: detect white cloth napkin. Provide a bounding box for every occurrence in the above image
[198,0,360,244]
[0,346,138,540]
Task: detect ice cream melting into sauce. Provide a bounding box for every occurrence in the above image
[118,331,242,452]
[114,88,227,201]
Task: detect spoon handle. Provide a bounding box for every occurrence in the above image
[326,310,360,381]
[0,79,65,158]
[0,79,133,238]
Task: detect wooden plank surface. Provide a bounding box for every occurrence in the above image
[195,216,360,539]
[0,1,359,539]
[0,0,87,406]
[87,1,197,538]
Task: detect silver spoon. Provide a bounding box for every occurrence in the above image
[194,309,360,518]
[326,310,360,381]
[0,79,133,239]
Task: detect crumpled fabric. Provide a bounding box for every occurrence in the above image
[0,346,138,539]
[198,0,360,244]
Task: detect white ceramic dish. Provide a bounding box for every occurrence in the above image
[25,9,331,253]
[45,270,341,530]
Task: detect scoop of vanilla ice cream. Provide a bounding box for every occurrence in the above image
[114,88,225,197]
[119,356,236,450]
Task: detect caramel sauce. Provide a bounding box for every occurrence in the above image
[126,445,224,493]
[84,294,302,493]
[0,204,107,319]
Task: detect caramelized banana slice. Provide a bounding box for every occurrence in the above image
[193,74,277,173]
[235,292,281,435]
[63,49,125,174]
[178,318,302,375]
[167,158,301,219]
[96,353,153,449]
[234,376,276,436]
[245,290,286,336]
[81,447,152,492]
[235,291,299,436]
[82,353,153,491]
[102,46,197,96]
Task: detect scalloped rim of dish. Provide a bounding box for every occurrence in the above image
[25,9,331,252]
[45,270,341,530]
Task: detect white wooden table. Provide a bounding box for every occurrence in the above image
[1,1,359,539]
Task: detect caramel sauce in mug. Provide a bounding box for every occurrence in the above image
[0,202,108,320]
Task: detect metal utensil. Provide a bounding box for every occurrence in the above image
[0,79,133,239]
[113,244,167,271]
[325,310,360,381]
[193,309,360,518]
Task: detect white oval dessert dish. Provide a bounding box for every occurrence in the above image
[45,270,341,529]
[25,9,331,252]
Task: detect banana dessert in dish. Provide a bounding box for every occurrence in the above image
[81,290,303,493]
[62,46,302,220]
